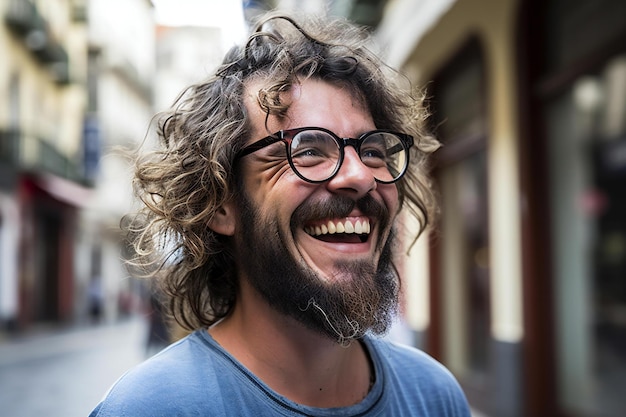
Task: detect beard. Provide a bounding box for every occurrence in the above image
[233,191,399,345]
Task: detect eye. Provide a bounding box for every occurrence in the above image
[290,131,339,167]
[360,137,388,168]
[361,147,386,160]
[292,147,325,158]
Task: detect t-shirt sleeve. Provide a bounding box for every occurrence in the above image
[88,335,226,417]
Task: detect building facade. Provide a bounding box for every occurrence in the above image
[0,0,156,332]
[155,25,225,114]
[81,0,156,322]
[0,0,90,329]
[376,0,626,416]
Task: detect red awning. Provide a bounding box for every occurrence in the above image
[28,173,94,208]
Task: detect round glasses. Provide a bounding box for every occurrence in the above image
[235,127,414,184]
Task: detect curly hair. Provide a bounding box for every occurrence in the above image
[125,12,440,331]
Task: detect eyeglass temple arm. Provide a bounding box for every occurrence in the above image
[236,135,282,158]
[387,135,413,155]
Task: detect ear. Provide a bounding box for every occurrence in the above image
[208,201,236,236]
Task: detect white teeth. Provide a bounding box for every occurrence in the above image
[355,220,363,234]
[305,219,371,237]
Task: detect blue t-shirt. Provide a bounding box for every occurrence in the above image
[90,330,470,416]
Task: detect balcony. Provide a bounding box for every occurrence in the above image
[5,0,70,84]
[37,138,84,184]
[0,129,90,187]
[0,129,20,189]
[0,129,20,165]
[4,0,44,36]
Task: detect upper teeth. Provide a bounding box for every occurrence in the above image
[305,219,371,236]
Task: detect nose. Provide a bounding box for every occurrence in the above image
[326,147,376,197]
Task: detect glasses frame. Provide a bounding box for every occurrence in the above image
[235,127,414,184]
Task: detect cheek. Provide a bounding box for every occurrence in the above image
[380,185,400,215]
[245,178,309,230]
[242,160,302,204]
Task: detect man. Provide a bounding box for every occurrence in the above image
[90,12,470,416]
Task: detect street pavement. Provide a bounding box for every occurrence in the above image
[0,317,149,417]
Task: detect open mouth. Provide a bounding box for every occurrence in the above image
[304,219,371,243]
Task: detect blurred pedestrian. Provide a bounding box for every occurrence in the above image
[87,276,103,323]
[145,290,171,357]
[90,11,470,416]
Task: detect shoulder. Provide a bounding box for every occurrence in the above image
[367,337,438,370]
[89,331,224,417]
[366,337,471,415]
[368,337,451,378]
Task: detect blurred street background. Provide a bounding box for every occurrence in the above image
[0,0,625,416]
[0,317,147,417]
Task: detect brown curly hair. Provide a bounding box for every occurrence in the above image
[125,12,440,331]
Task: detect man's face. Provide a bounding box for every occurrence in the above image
[233,78,401,342]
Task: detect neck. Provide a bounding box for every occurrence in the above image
[209,279,373,408]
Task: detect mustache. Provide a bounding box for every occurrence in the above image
[291,194,390,228]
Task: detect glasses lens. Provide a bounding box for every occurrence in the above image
[360,132,407,182]
[290,130,341,182]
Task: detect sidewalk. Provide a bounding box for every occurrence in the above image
[0,317,149,417]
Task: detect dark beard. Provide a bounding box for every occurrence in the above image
[234,192,399,344]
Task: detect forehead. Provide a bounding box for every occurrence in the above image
[243,78,371,141]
